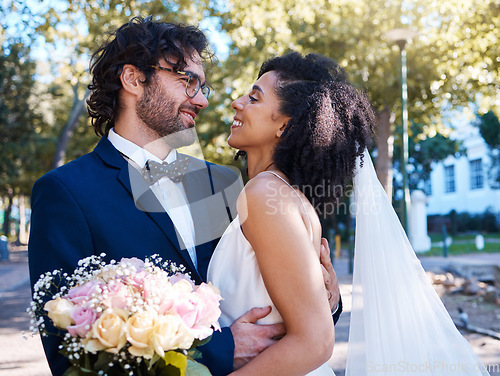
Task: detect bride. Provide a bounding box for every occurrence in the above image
[208,52,373,375]
[208,51,491,376]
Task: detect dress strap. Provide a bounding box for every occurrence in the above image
[260,171,314,242]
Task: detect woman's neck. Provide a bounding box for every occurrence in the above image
[246,151,276,179]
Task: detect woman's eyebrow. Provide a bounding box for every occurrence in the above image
[252,85,264,95]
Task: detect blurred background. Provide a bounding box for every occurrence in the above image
[0,0,499,248]
[0,0,499,374]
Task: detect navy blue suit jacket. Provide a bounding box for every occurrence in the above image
[28,137,238,376]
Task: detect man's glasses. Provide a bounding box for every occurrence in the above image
[150,65,210,99]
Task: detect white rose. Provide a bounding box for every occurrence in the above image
[82,337,106,354]
[125,311,157,359]
[92,309,127,353]
[44,297,74,329]
[151,314,194,357]
[172,279,194,294]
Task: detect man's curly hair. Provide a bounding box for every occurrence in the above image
[87,16,213,136]
[258,52,375,214]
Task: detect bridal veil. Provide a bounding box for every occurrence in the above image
[345,149,490,376]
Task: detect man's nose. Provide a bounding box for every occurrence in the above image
[190,90,209,109]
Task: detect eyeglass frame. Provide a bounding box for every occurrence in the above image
[149,65,211,99]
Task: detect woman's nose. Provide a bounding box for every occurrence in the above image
[231,97,244,112]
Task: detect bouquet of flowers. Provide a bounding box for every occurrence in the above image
[28,254,222,376]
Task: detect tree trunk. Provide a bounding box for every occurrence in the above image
[18,193,28,244]
[375,107,395,199]
[51,87,90,169]
[2,188,13,237]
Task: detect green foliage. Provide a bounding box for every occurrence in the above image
[428,208,499,234]
[61,346,212,376]
[476,110,500,189]
[425,239,500,256]
[392,122,461,191]
[0,37,49,195]
[1,0,499,195]
[197,0,500,175]
[477,111,500,149]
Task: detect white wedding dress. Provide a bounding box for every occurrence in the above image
[207,171,335,376]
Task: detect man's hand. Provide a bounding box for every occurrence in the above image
[320,238,340,312]
[230,306,286,370]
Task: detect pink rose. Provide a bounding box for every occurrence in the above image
[169,273,195,287]
[173,295,199,330]
[67,306,97,337]
[127,270,148,290]
[103,280,133,309]
[171,283,222,340]
[66,281,103,305]
[118,257,145,271]
[194,283,222,330]
[141,273,170,299]
[141,274,176,314]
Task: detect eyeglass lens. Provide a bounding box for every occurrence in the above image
[185,75,209,99]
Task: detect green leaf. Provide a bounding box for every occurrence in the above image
[187,348,202,361]
[190,335,212,349]
[186,359,212,376]
[163,351,188,376]
[62,365,98,375]
[94,351,116,370]
[62,366,85,376]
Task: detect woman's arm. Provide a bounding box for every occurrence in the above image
[231,175,335,376]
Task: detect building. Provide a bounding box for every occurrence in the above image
[426,124,500,216]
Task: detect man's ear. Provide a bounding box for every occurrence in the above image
[120,64,145,95]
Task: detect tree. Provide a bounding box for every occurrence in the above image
[203,0,499,183]
[392,122,461,193]
[476,110,500,189]
[5,0,499,197]
[30,0,215,166]
[0,37,46,237]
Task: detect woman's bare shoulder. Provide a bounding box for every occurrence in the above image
[237,172,301,222]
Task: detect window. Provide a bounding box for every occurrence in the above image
[470,159,484,190]
[444,165,455,193]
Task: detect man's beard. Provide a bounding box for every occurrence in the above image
[136,78,197,148]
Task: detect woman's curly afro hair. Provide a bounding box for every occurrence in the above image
[258,52,375,214]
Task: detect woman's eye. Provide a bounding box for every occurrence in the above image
[249,95,257,102]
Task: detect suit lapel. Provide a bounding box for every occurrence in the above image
[183,159,213,244]
[182,159,233,281]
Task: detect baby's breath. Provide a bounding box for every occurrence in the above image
[26,253,213,375]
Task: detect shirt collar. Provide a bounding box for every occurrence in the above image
[108,128,177,168]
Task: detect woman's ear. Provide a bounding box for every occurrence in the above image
[120,64,145,95]
[276,119,289,138]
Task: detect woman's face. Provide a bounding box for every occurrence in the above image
[228,71,290,152]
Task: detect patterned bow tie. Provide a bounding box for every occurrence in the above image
[142,155,190,184]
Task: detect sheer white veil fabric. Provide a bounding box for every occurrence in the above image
[345,149,490,376]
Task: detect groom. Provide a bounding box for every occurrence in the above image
[28,17,341,376]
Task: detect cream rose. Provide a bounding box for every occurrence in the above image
[125,310,157,359]
[172,278,194,294]
[94,265,118,283]
[151,314,194,357]
[44,297,74,329]
[92,309,127,353]
[82,337,106,354]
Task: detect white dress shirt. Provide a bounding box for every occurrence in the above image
[108,129,198,269]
